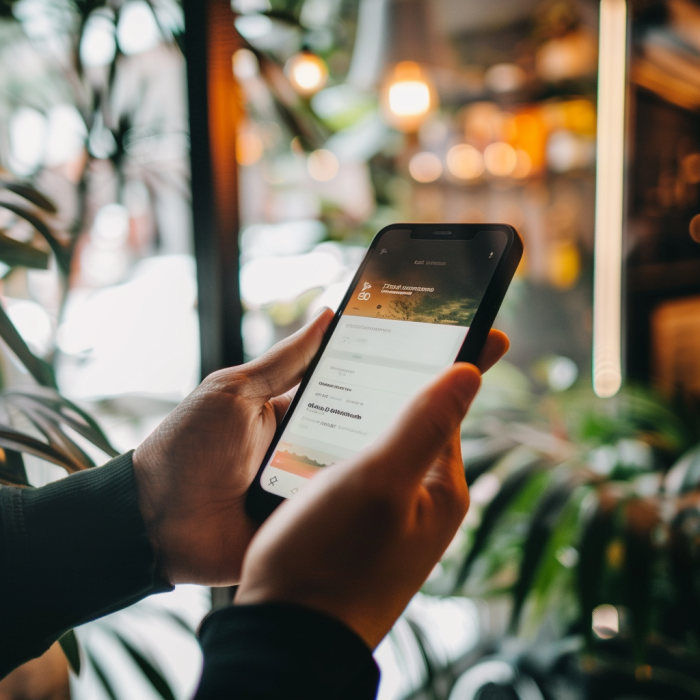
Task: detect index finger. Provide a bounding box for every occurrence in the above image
[243,308,334,401]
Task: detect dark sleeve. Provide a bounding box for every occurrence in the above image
[0,452,172,677]
[195,603,380,699]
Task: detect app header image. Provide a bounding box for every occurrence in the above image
[269,441,341,477]
[344,229,507,327]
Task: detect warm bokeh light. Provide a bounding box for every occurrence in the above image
[484,142,517,177]
[463,101,502,146]
[484,63,527,93]
[446,144,484,180]
[236,131,264,165]
[682,153,700,184]
[548,240,581,289]
[512,112,547,172]
[536,29,598,83]
[381,62,436,132]
[690,213,700,242]
[307,149,339,181]
[408,152,442,183]
[389,81,430,117]
[286,50,328,97]
[511,149,532,178]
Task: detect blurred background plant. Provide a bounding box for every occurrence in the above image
[0,0,204,695]
[416,361,700,699]
[0,177,202,700]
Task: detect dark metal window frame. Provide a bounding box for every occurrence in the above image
[184,0,245,380]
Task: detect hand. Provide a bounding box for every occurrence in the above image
[235,331,509,649]
[132,308,335,585]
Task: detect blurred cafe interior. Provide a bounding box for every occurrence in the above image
[3,0,700,697]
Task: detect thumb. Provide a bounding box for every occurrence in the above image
[242,307,334,401]
[363,363,481,491]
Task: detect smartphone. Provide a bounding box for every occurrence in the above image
[246,223,523,521]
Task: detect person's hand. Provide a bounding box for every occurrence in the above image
[235,332,509,649]
[132,308,335,586]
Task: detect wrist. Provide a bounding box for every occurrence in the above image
[131,445,172,583]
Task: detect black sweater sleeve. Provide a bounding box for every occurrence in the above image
[196,603,380,699]
[0,452,172,676]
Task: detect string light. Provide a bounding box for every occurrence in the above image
[484,142,517,177]
[446,144,484,180]
[381,62,437,132]
[409,152,442,183]
[286,50,328,97]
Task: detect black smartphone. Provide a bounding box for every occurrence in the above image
[246,223,523,521]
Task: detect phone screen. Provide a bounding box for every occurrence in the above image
[260,228,508,499]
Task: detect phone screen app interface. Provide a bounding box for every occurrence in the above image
[261,229,508,498]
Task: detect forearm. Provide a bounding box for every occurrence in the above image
[196,603,380,699]
[0,452,171,677]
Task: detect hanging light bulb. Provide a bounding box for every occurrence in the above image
[285,49,328,97]
[381,61,438,132]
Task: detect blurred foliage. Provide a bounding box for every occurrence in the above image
[0,0,192,682]
[0,178,186,700]
[425,363,700,697]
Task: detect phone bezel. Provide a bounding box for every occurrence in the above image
[245,223,523,521]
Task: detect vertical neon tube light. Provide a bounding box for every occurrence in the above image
[593,0,627,398]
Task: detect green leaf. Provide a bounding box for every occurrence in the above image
[623,498,659,664]
[58,629,81,675]
[0,201,70,274]
[679,446,700,493]
[509,476,581,633]
[0,232,50,269]
[114,635,177,700]
[576,490,620,647]
[0,301,56,387]
[0,180,58,213]
[669,501,700,645]
[87,652,119,700]
[463,437,517,484]
[17,404,95,468]
[453,460,544,592]
[523,487,590,632]
[3,388,118,457]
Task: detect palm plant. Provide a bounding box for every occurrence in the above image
[425,363,700,698]
[0,181,192,698]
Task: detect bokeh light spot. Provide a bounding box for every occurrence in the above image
[409,152,442,183]
[447,144,484,180]
[307,149,339,182]
[484,142,517,177]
